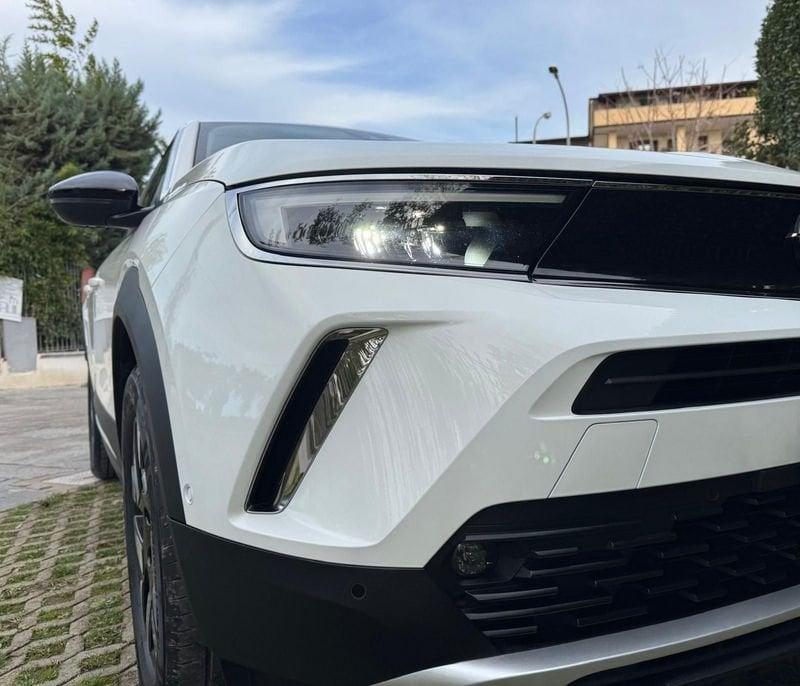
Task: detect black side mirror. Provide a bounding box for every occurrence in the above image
[47,171,149,229]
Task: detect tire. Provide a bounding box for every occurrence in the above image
[88,382,116,481]
[121,368,221,686]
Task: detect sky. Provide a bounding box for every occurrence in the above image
[0,0,768,143]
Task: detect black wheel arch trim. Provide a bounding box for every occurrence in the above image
[114,267,186,524]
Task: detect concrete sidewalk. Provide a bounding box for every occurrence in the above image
[0,385,97,511]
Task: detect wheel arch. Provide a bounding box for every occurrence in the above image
[114,267,186,524]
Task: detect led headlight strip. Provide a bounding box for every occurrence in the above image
[231,175,590,279]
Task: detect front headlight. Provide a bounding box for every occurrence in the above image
[237,177,587,276]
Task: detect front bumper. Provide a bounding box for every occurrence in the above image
[174,517,800,685]
[172,466,800,685]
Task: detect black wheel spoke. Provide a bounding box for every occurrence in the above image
[133,514,146,576]
[131,419,143,509]
[126,402,163,673]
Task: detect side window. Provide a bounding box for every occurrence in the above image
[140,140,174,207]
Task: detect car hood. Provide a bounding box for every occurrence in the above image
[172,139,800,192]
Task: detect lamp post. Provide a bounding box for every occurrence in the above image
[548,65,570,145]
[533,111,551,144]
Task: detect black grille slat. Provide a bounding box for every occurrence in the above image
[467,586,557,603]
[572,605,647,628]
[463,521,634,543]
[716,559,767,578]
[637,576,698,596]
[573,338,800,414]
[433,466,800,652]
[679,586,727,603]
[484,625,539,639]
[520,556,628,579]
[466,594,613,621]
[648,541,710,560]
[592,569,662,589]
[698,515,748,533]
[690,550,738,568]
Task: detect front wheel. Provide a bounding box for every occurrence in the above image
[121,368,220,685]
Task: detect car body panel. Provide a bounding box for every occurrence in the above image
[174,139,800,192]
[84,180,224,430]
[80,126,800,684]
[140,188,800,566]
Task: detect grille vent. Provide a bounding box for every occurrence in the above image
[573,338,800,415]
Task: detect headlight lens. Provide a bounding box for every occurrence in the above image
[238,179,586,275]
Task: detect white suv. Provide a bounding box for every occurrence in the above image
[49,122,800,686]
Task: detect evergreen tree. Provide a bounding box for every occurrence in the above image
[726,0,800,169]
[0,0,160,344]
[754,0,800,169]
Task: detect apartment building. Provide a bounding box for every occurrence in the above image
[518,81,757,153]
[589,80,757,153]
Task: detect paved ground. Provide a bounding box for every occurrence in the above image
[0,386,97,511]
[0,483,137,685]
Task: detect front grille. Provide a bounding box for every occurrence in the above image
[573,338,800,414]
[429,466,800,653]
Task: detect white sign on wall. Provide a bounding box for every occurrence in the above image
[0,276,23,322]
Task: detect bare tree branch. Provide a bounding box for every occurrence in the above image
[613,49,742,153]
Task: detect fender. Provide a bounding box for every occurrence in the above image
[114,267,185,524]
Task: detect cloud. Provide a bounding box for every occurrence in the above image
[0,0,766,143]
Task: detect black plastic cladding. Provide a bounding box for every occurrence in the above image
[114,268,185,523]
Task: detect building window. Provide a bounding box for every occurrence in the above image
[632,139,659,152]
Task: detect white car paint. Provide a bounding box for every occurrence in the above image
[84,137,800,569]
[150,212,800,566]
[80,128,800,684]
[174,138,800,192]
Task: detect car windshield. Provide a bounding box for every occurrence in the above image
[195,122,407,163]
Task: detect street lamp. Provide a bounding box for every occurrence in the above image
[533,111,551,144]
[548,65,570,145]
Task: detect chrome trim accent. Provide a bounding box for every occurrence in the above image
[225,173,589,281]
[378,585,800,685]
[255,327,387,513]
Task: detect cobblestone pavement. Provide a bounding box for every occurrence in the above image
[0,386,97,511]
[0,482,136,686]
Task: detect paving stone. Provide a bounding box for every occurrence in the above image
[0,483,136,684]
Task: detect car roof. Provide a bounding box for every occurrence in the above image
[193,121,408,164]
[197,121,407,139]
[175,138,800,192]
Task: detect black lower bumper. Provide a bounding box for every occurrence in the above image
[169,521,492,686]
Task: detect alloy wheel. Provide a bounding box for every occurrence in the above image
[130,414,162,670]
